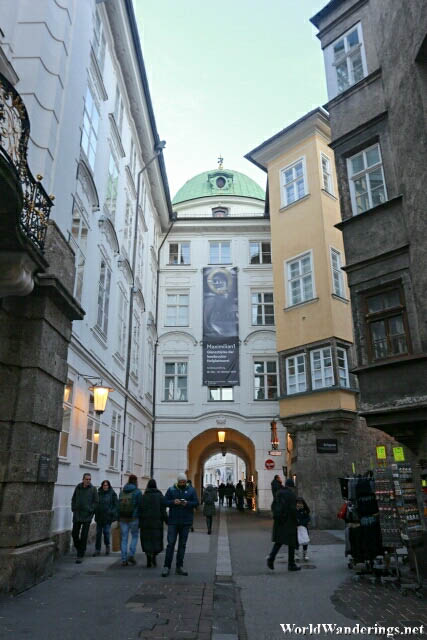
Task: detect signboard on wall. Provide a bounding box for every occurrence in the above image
[265,459,275,470]
[316,439,338,453]
[202,267,239,385]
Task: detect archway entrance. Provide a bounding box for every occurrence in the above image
[203,452,246,487]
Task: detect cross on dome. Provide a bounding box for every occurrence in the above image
[217,155,224,170]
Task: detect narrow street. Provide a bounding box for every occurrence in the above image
[1,509,425,639]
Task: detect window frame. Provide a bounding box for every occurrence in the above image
[330,247,345,298]
[208,386,234,401]
[364,286,410,363]
[113,84,124,134]
[96,258,112,336]
[71,205,89,305]
[321,152,334,195]
[85,394,100,465]
[168,241,190,266]
[59,377,74,459]
[131,310,141,379]
[253,359,278,401]
[126,420,135,473]
[285,250,315,307]
[116,286,128,360]
[285,353,307,395]
[310,346,335,390]
[163,361,188,402]
[325,22,368,99]
[209,240,231,265]
[280,157,308,208]
[165,291,190,327]
[249,240,272,265]
[251,291,275,326]
[81,86,99,171]
[105,150,119,223]
[347,143,387,216]
[336,347,350,388]
[109,410,121,470]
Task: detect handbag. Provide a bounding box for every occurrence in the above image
[111,523,121,552]
[297,525,310,546]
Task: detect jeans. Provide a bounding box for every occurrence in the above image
[269,542,296,566]
[164,524,191,568]
[72,522,90,558]
[120,519,139,561]
[95,522,111,551]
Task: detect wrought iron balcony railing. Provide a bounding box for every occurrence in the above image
[0,72,53,252]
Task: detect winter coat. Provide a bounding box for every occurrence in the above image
[139,487,168,554]
[71,483,99,523]
[202,485,217,516]
[271,478,282,497]
[235,482,245,498]
[118,482,142,520]
[95,487,118,525]
[164,483,199,525]
[218,483,226,498]
[225,483,235,497]
[271,486,298,547]
[296,503,311,528]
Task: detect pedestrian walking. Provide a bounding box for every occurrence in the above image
[235,480,245,511]
[201,484,217,534]
[225,482,235,508]
[139,479,168,568]
[295,497,311,561]
[162,473,198,577]
[71,472,99,564]
[271,474,282,498]
[118,474,142,566]
[93,480,118,556]
[245,480,255,510]
[267,478,301,572]
[218,482,226,506]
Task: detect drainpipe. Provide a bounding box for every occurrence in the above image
[150,212,177,477]
[120,140,166,489]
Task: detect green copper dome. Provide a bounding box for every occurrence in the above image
[172,168,265,205]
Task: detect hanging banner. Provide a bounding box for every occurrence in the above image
[203,267,239,386]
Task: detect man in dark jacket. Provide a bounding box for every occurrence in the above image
[271,475,282,498]
[218,482,226,505]
[235,480,245,511]
[71,473,99,563]
[162,473,198,576]
[225,482,235,508]
[267,478,301,572]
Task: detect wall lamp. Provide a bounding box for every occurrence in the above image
[218,430,226,457]
[68,375,114,415]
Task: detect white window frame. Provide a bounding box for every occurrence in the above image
[123,198,133,258]
[93,10,106,71]
[135,234,144,286]
[285,250,315,307]
[114,84,124,134]
[280,157,307,207]
[285,354,307,395]
[117,286,128,359]
[81,86,99,171]
[208,386,234,401]
[321,153,334,195]
[337,347,350,388]
[253,359,278,401]
[251,291,274,326]
[209,240,231,265]
[126,420,135,473]
[71,205,88,304]
[164,361,188,402]
[165,291,189,327]
[96,258,111,335]
[59,378,74,458]
[143,426,151,476]
[130,139,138,181]
[168,241,190,265]
[324,22,368,99]
[109,410,121,469]
[85,394,100,465]
[105,150,119,223]
[330,247,345,298]
[131,311,141,379]
[310,347,334,389]
[347,143,387,216]
[249,240,271,264]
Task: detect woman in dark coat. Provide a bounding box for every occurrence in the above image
[93,480,118,556]
[139,479,168,568]
[201,484,217,534]
[267,478,300,572]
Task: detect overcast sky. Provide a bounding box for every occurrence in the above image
[135,0,328,199]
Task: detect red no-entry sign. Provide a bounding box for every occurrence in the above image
[265,459,275,470]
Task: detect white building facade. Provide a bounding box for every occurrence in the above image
[0,0,171,549]
[154,168,283,511]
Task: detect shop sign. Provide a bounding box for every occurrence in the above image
[376,445,387,460]
[316,438,338,453]
[393,447,405,462]
[265,459,275,470]
[268,450,282,456]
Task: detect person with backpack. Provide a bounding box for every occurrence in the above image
[201,484,217,534]
[162,473,198,577]
[118,474,142,566]
[71,472,99,564]
[235,480,245,511]
[267,478,301,572]
[93,479,118,556]
[139,478,168,568]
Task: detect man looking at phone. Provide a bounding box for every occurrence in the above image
[162,473,199,576]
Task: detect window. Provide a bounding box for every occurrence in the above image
[250,241,271,264]
[365,288,409,361]
[144,427,151,476]
[135,235,144,286]
[130,139,137,181]
[123,199,133,257]
[286,354,306,394]
[286,252,314,306]
[208,387,233,401]
[330,248,345,298]
[254,360,278,400]
[105,152,119,223]
[337,348,350,388]
[147,340,153,394]
[114,85,124,134]
[164,362,188,401]
[93,10,106,71]
[212,207,229,218]
[126,420,135,473]
[348,144,387,215]
[310,347,334,389]
[96,259,111,335]
[251,292,274,325]
[117,287,128,359]
[281,158,307,207]
[59,378,73,458]
[321,153,334,194]
[131,311,141,378]
[209,241,231,264]
[71,207,88,304]
[81,87,99,170]
[326,23,367,97]
[85,394,100,465]
[110,410,121,469]
[169,242,190,265]
[166,293,189,326]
